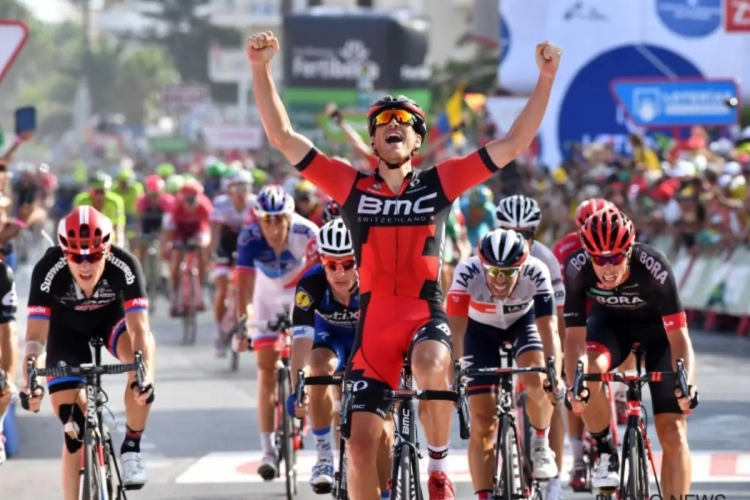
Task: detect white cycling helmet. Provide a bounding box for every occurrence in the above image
[317,219,353,258]
[255,184,295,215]
[495,195,542,230]
[225,169,253,186]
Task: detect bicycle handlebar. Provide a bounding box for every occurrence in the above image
[570,358,689,405]
[27,351,146,394]
[244,312,292,334]
[461,356,560,395]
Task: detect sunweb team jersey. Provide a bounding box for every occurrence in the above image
[291,264,359,341]
[446,255,555,329]
[235,213,319,289]
[563,242,686,331]
[531,241,565,309]
[295,147,503,302]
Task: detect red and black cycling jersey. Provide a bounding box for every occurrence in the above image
[295,147,501,302]
[562,242,685,331]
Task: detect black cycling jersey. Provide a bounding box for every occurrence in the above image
[0,261,17,324]
[291,264,359,340]
[563,242,685,329]
[27,245,148,332]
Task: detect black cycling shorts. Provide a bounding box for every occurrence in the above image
[45,314,128,394]
[586,312,681,415]
[216,231,239,267]
[463,310,543,395]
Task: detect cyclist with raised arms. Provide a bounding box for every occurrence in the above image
[494,194,565,498]
[551,197,612,490]
[210,169,256,356]
[287,219,368,494]
[447,229,561,500]
[247,30,561,500]
[20,206,156,500]
[234,184,319,480]
[564,208,698,498]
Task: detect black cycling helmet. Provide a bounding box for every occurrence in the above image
[477,229,530,268]
[366,95,427,141]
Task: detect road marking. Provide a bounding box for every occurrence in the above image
[174,450,750,484]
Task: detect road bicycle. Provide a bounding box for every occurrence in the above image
[461,343,558,500]
[140,234,163,315]
[218,264,242,370]
[294,372,347,498]
[176,239,202,345]
[241,311,302,499]
[570,343,691,498]
[339,360,470,500]
[27,336,147,500]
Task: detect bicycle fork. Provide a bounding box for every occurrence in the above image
[389,396,421,500]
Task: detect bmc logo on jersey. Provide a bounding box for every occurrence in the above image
[595,295,644,305]
[357,192,437,216]
[638,252,668,285]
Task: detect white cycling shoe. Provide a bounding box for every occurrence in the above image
[121,451,147,489]
[592,452,620,490]
[531,443,558,480]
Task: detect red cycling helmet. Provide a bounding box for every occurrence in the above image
[58,206,113,254]
[145,174,164,193]
[575,198,615,229]
[579,208,635,256]
[180,180,203,197]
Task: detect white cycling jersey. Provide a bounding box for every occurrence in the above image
[210,193,256,230]
[446,255,554,330]
[531,240,565,308]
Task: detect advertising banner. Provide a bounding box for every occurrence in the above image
[495,0,750,167]
[282,11,430,90]
[725,0,750,32]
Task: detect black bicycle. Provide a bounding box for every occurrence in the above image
[570,344,691,498]
[243,311,301,499]
[339,360,470,500]
[461,344,558,500]
[294,373,347,498]
[27,337,147,500]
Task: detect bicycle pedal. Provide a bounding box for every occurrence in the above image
[123,482,145,491]
[598,486,617,495]
[311,483,333,495]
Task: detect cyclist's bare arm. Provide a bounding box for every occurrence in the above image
[209,222,221,255]
[236,271,256,320]
[23,319,49,384]
[338,119,372,157]
[0,320,18,381]
[665,325,695,385]
[484,74,554,169]
[563,326,586,385]
[125,310,155,379]
[252,64,358,203]
[290,337,313,389]
[251,64,314,165]
[536,314,561,373]
[447,315,468,362]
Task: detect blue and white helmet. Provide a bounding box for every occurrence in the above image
[255,184,295,215]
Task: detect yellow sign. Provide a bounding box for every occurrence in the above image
[295,289,312,310]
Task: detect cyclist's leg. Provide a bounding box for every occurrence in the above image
[251,284,283,474]
[46,328,92,500]
[107,317,155,487]
[582,313,627,489]
[308,341,338,487]
[169,238,185,311]
[513,311,557,479]
[212,250,231,337]
[406,300,456,496]
[643,329,690,498]
[463,320,503,496]
[196,231,211,286]
[345,296,410,500]
[614,350,637,423]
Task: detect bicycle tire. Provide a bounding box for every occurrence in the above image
[498,416,520,500]
[182,270,197,346]
[623,427,649,499]
[398,442,413,500]
[81,434,104,500]
[518,391,533,468]
[102,431,115,499]
[335,443,348,499]
[278,367,297,499]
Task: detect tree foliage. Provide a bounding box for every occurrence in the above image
[0,0,179,138]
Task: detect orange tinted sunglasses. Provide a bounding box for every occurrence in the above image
[66,251,105,264]
[322,258,356,272]
[372,109,415,127]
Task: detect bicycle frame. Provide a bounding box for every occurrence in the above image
[572,345,689,498]
[462,348,557,500]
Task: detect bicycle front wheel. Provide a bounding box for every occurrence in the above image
[497,416,521,500]
[623,427,650,499]
[81,435,105,500]
[278,367,297,499]
[182,271,197,345]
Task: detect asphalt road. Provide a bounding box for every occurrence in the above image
[2,266,750,499]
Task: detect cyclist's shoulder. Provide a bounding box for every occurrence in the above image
[31,246,67,285]
[212,193,231,207]
[104,245,141,281]
[290,214,318,237]
[237,223,263,249]
[73,191,91,205]
[531,240,556,265]
[105,191,124,205]
[630,242,673,285]
[452,256,483,288]
[520,255,552,288]
[563,247,591,283]
[297,265,326,295]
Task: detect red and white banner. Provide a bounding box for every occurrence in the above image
[0,20,28,84]
[726,0,750,32]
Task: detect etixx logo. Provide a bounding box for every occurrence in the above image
[656,0,721,38]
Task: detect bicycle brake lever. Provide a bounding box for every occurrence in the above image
[27,357,38,392]
[294,370,306,415]
[676,359,690,400]
[134,351,145,391]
